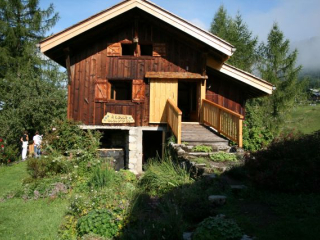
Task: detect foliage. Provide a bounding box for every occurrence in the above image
[88,163,116,189]
[21,177,69,200]
[192,216,243,240]
[256,23,305,135]
[26,155,71,179]
[77,208,124,238]
[192,145,213,153]
[210,6,258,72]
[139,155,194,196]
[166,134,176,146]
[44,119,101,156]
[0,0,67,149]
[0,138,19,164]
[245,131,320,193]
[242,103,274,151]
[209,152,237,162]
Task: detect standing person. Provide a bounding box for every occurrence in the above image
[20,131,29,161]
[33,131,42,158]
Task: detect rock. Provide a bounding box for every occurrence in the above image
[194,163,206,168]
[230,185,247,190]
[204,173,217,179]
[241,234,254,240]
[208,195,227,205]
[177,148,185,156]
[183,232,193,240]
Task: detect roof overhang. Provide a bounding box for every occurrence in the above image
[220,64,273,95]
[207,56,273,97]
[40,0,235,57]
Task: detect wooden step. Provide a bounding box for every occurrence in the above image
[181,123,228,146]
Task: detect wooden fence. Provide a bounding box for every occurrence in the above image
[202,99,244,147]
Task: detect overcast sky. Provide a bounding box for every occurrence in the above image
[40,0,320,70]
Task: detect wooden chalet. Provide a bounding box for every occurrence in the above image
[40,0,273,173]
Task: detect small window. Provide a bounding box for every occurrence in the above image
[121,44,134,56]
[140,44,153,56]
[110,81,132,100]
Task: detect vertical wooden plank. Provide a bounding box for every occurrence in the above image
[238,118,243,147]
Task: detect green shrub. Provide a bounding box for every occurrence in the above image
[192,145,212,153]
[192,216,243,240]
[44,119,101,156]
[139,156,194,196]
[27,156,71,179]
[88,164,116,189]
[0,138,19,164]
[209,152,237,162]
[76,209,124,238]
[245,131,320,193]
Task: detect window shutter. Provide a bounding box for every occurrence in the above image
[107,43,121,56]
[95,81,108,101]
[132,79,145,102]
[153,43,166,57]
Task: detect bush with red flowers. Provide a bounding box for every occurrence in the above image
[0,138,19,165]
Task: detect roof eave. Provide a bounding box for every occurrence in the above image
[40,0,234,57]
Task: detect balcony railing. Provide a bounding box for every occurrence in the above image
[167,98,182,144]
[202,99,244,147]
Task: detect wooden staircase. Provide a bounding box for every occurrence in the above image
[181,123,229,147]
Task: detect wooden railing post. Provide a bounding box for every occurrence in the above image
[177,114,182,144]
[238,118,243,148]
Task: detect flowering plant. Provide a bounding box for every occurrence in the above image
[0,138,19,164]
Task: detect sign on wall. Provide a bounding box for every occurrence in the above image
[102,112,135,123]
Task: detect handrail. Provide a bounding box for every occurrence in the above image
[202,99,243,147]
[167,98,182,144]
[202,99,244,119]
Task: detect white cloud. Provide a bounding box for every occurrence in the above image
[244,0,320,42]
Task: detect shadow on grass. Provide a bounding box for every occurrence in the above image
[118,175,229,240]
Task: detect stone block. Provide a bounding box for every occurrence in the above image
[183,232,193,240]
[208,195,227,205]
[129,135,136,143]
[129,143,137,151]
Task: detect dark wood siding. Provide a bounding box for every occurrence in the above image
[206,67,246,116]
[68,17,203,126]
[67,10,246,125]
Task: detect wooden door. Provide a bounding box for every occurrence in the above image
[149,79,178,123]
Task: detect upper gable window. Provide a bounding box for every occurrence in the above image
[140,44,153,56]
[121,43,134,56]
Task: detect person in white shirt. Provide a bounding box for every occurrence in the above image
[33,131,42,158]
[20,131,29,161]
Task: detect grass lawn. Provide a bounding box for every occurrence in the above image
[285,103,320,134]
[0,162,69,240]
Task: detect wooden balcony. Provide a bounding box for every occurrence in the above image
[202,99,244,147]
[166,98,244,147]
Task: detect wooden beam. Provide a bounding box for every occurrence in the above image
[146,72,207,79]
[64,48,72,85]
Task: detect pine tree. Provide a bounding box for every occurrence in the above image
[0,0,66,147]
[258,23,304,133]
[210,6,258,72]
